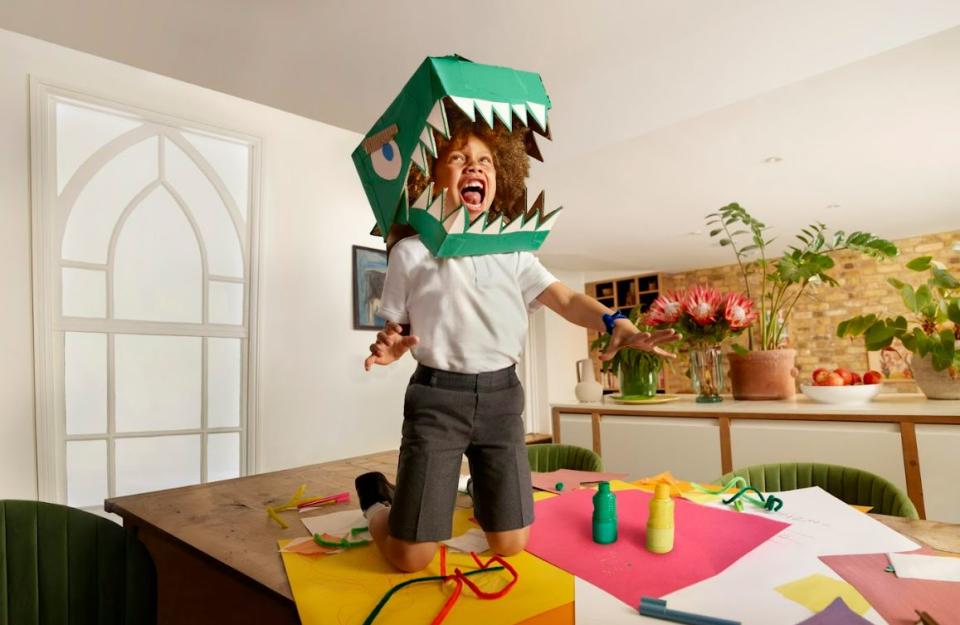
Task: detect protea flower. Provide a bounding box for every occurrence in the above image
[683,285,722,326]
[646,291,685,326]
[723,292,758,330]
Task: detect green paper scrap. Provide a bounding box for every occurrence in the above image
[353,55,560,258]
[775,573,871,615]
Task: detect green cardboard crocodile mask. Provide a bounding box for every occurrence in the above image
[352,55,560,257]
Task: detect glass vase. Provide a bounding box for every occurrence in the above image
[618,358,661,398]
[689,345,723,403]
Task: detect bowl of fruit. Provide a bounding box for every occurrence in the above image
[800,368,884,405]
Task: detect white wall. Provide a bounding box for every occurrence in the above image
[0,28,414,499]
[528,268,589,433]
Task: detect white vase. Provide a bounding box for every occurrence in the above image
[574,359,603,403]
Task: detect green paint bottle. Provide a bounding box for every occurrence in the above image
[592,481,617,544]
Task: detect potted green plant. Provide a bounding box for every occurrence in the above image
[706,203,898,399]
[837,256,960,399]
[590,308,670,399]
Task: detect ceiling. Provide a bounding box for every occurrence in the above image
[3,0,960,272]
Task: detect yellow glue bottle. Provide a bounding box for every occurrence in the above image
[646,483,674,553]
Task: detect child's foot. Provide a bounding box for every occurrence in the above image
[355,471,395,514]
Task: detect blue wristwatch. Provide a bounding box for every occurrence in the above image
[602,310,628,334]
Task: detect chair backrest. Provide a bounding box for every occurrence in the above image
[527,444,603,473]
[719,463,919,519]
[0,500,157,625]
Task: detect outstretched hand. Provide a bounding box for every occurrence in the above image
[364,321,419,371]
[599,323,680,361]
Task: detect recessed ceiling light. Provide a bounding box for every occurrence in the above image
[763,156,783,164]
[687,230,703,236]
[953,241,960,252]
[826,203,841,209]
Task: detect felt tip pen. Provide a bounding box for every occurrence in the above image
[639,597,740,625]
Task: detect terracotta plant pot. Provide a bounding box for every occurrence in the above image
[910,345,960,400]
[728,349,799,400]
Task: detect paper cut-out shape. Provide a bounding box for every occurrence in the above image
[442,528,490,553]
[794,597,873,625]
[530,469,628,494]
[774,573,870,615]
[888,552,960,582]
[280,536,342,556]
[524,481,787,608]
[821,547,960,625]
[281,506,573,625]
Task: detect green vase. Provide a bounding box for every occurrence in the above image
[618,358,661,398]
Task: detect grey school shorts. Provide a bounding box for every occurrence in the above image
[388,364,535,542]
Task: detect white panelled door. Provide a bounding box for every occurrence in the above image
[31,81,260,508]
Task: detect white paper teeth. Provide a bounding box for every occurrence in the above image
[511,103,528,127]
[411,182,432,210]
[426,100,450,139]
[526,102,547,132]
[443,205,469,233]
[419,127,437,158]
[492,102,512,129]
[465,211,489,234]
[483,214,504,233]
[410,143,427,174]
[473,99,495,128]
[449,96,476,122]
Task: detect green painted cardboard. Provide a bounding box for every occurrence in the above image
[352,55,560,257]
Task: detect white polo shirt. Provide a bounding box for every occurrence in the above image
[377,236,558,374]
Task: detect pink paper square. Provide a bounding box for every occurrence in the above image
[525,488,788,607]
[821,548,960,625]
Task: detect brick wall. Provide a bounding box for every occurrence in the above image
[657,229,960,394]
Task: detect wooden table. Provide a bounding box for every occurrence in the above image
[105,450,960,625]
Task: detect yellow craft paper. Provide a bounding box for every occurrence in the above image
[280,506,574,625]
[775,573,871,615]
[850,505,873,514]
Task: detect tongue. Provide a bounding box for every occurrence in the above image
[462,190,482,205]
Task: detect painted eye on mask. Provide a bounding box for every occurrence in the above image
[362,124,403,180]
[371,140,402,180]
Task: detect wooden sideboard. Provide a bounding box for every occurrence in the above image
[552,394,960,521]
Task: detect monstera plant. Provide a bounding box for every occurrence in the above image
[706,203,898,399]
[838,256,960,399]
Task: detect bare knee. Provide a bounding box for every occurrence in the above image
[383,537,437,572]
[486,527,529,556]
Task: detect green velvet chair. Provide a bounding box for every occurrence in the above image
[0,500,157,625]
[527,444,603,472]
[718,463,919,519]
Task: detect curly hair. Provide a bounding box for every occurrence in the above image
[406,101,530,222]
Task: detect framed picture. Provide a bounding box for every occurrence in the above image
[866,345,914,383]
[352,245,388,330]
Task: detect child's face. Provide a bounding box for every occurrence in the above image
[432,133,497,221]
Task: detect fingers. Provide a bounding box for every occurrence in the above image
[385,321,403,335]
[653,347,678,359]
[363,354,376,371]
[401,335,420,348]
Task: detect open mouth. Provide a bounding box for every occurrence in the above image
[459,180,485,209]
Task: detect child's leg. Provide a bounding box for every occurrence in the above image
[484,527,530,556]
[466,368,534,556]
[367,506,437,572]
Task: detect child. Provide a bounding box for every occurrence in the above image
[356,104,678,573]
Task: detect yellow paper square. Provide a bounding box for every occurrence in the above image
[280,507,574,625]
[775,573,871,615]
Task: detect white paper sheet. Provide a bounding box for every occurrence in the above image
[889,552,960,581]
[300,510,369,539]
[573,487,917,625]
[441,528,490,553]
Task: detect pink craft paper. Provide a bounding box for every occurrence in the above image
[531,469,628,494]
[821,547,960,625]
[525,488,788,607]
